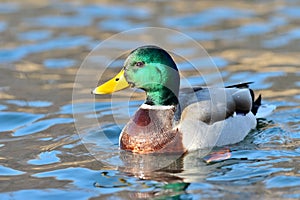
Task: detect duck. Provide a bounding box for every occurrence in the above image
[92,45,275,154]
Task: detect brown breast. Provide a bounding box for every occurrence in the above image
[120,105,185,154]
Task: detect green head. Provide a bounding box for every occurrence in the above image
[124,46,180,105]
[93,45,180,106]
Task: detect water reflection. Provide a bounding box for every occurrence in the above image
[0,112,44,132]
[163,7,253,28]
[14,118,74,137]
[28,150,62,165]
[0,165,25,176]
[17,30,52,41]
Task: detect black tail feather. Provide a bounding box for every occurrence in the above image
[251,94,261,115]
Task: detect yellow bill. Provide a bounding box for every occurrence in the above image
[92,69,129,94]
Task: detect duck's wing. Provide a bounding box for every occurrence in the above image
[176,83,270,151]
[225,82,253,89]
[226,82,262,115]
[177,84,255,124]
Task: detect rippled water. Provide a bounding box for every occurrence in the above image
[0,1,299,199]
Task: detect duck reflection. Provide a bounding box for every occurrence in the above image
[117,149,216,198]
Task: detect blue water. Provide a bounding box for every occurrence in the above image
[0,1,299,199]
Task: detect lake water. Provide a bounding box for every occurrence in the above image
[0,0,299,199]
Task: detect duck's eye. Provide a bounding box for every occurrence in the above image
[135,61,145,67]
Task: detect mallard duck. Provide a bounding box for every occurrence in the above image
[93,45,274,154]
